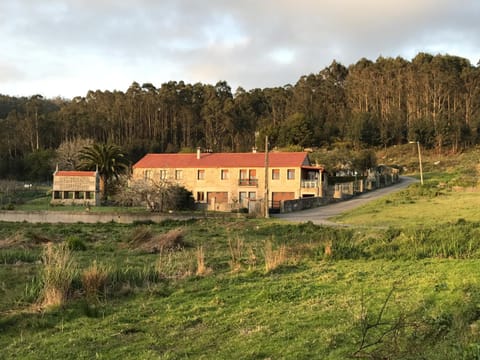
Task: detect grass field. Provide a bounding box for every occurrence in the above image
[2,147,480,359]
[333,184,480,227]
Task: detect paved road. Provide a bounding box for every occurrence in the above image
[272,176,417,226]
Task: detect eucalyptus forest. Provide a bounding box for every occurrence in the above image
[1,52,480,181]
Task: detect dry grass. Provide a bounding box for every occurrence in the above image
[228,236,244,272]
[264,239,287,272]
[247,246,258,270]
[130,227,185,253]
[81,260,109,303]
[39,243,76,308]
[155,249,194,279]
[195,246,212,276]
[324,242,333,257]
[0,232,26,249]
[0,231,53,250]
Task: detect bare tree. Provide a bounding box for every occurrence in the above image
[115,179,194,212]
[55,137,94,170]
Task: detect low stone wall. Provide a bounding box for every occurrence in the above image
[0,210,194,224]
[281,176,401,213]
[281,196,334,213]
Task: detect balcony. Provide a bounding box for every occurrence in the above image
[239,178,258,187]
[301,180,319,188]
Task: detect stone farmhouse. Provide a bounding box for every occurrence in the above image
[132,149,327,211]
[51,170,100,206]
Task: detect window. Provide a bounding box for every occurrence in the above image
[74,191,83,199]
[287,169,295,180]
[239,169,258,186]
[53,191,61,199]
[159,170,168,180]
[272,169,280,180]
[175,170,183,180]
[85,192,93,199]
[248,192,256,200]
[144,170,152,180]
[197,192,205,202]
[221,169,229,180]
[197,169,205,180]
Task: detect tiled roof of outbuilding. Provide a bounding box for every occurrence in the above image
[55,171,96,177]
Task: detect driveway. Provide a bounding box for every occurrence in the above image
[272,176,417,226]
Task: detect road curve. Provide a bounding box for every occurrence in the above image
[272,176,417,226]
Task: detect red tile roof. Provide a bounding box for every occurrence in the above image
[55,171,96,177]
[133,152,310,169]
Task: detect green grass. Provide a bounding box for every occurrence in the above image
[1,256,479,359]
[0,217,480,359]
[333,182,480,227]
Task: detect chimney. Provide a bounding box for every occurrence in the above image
[196,147,201,160]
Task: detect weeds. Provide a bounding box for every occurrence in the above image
[38,243,76,308]
[228,236,244,272]
[0,249,37,264]
[156,249,194,279]
[264,239,287,272]
[195,246,211,276]
[66,236,87,251]
[130,226,185,253]
[81,260,109,303]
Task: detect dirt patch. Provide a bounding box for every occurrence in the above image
[130,227,185,253]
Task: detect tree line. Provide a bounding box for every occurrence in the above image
[1,52,479,181]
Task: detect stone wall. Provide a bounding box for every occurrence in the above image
[281,196,333,213]
[0,210,194,224]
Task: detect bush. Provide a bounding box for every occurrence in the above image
[66,236,87,251]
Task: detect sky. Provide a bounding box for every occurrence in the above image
[1,0,480,99]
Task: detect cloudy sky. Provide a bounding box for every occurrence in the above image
[1,0,480,99]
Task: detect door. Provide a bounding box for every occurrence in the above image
[271,192,295,209]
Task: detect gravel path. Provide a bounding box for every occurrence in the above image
[272,176,417,226]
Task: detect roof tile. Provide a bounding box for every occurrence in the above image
[133,152,310,169]
[55,171,96,177]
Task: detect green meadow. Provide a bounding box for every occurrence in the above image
[2,148,480,359]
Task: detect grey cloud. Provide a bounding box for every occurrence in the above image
[1,0,480,97]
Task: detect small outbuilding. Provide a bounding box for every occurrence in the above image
[51,169,100,206]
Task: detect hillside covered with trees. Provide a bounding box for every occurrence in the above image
[1,52,480,181]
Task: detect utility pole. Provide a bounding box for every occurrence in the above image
[417,141,424,185]
[409,141,424,185]
[264,135,269,218]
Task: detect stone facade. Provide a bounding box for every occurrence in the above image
[132,151,327,211]
[51,170,100,206]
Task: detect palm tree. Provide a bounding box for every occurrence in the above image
[79,143,129,201]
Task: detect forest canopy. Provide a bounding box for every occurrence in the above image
[1,53,479,181]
